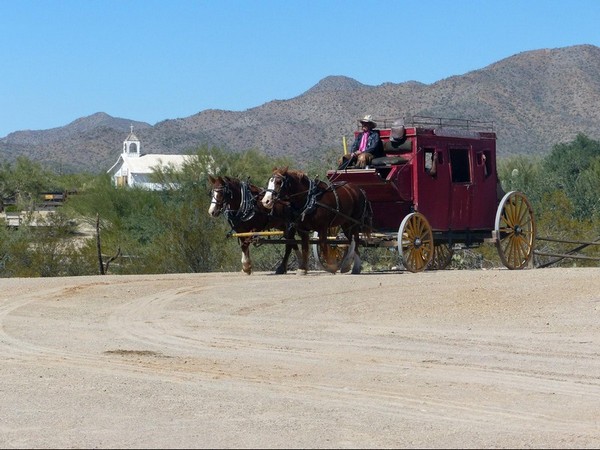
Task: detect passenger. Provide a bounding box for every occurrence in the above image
[338,115,384,169]
[427,151,438,177]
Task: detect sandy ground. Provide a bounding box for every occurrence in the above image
[0,267,599,449]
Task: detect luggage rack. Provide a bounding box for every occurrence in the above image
[360,115,495,132]
[409,115,494,132]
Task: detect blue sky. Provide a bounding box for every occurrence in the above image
[1,0,599,138]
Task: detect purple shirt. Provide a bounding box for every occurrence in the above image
[358,132,369,152]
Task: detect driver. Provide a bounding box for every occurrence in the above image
[338,115,384,169]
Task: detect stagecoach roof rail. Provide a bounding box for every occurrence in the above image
[358,115,494,132]
[409,115,495,132]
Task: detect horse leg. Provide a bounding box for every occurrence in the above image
[296,232,309,275]
[319,231,339,274]
[275,243,290,274]
[240,239,252,275]
[275,228,298,275]
[351,230,363,274]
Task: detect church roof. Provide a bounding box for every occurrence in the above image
[107,154,190,175]
[126,154,189,173]
[125,132,140,142]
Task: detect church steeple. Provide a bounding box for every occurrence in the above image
[122,125,141,157]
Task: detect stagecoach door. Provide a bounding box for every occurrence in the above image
[448,147,472,230]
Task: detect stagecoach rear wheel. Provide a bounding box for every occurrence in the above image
[494,191,536,270]
[311,227,351,273]
[397,212,434,273]
[428,243,454,270]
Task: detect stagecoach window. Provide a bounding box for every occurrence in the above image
[483,150,492,177]
[424,148,439,177]
[450,148,471,183]
[424,149,435,172]
[476,150,492,178]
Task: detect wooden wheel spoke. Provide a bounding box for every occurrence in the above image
[511,196,529,223]
[495,192,536,270]
[515,199,528,224]
[514,237,526,265]
[422,235,433,247]
[398,213,433,273]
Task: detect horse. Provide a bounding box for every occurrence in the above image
[261,167,372,275]
[208,175,300,275]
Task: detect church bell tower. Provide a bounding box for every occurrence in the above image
[122,125,141,157]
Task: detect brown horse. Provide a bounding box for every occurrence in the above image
[208,175,300,275]
[261,167,372,274]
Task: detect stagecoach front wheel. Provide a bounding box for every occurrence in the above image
[428,243,454,270]
[494,191,536,270]
[397,212,434,273]
[311,227,353,273]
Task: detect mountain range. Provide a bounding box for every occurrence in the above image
[1,44,600,174]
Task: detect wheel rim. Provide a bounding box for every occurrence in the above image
[397,212,434,273]
[428,243,454,270]
[494,191,536,269]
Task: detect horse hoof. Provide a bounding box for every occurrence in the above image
[275,266,286,275]
[296,269,308,276]
[242,268,252,275]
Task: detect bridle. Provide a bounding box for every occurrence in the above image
[212,180,257,224]
[265,173,288,202]
[209,182,233,216]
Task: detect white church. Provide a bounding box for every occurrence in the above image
[107,127,190,190]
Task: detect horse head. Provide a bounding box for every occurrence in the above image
[262,166,290,210]
[208,175,234,217]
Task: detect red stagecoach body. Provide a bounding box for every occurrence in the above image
[327,117,502,243]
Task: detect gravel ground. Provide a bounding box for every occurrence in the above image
[0,267,599,449]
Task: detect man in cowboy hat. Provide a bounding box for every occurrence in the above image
[338,115,384,169]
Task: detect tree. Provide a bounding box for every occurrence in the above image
[541,133,600,220]
[497,154,542,203]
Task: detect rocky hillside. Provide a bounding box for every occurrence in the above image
[2,44,600,174]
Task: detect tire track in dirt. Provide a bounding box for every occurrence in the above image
[0,271,599,447]
[100,276,600,436]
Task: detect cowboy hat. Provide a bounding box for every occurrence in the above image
[359,115,377,127]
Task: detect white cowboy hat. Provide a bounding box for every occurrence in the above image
[359,115,377,127]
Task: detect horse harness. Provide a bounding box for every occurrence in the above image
[272,173,368,229]
[217,181,257,228]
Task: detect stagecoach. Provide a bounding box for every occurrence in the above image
[213,115,536,274]
[310,116,536,273]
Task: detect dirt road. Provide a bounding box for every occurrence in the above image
[0,268,599,448]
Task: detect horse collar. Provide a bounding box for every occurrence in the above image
[299,177,322,220]
[224,181,256,226]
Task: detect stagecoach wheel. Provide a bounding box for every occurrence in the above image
[397,212,434,273]
[311,227,348,272]
[428,243,454,270]
[494,191,536,270]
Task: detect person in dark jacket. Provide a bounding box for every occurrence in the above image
[338,115,384,169]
